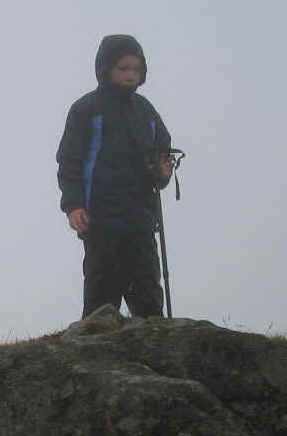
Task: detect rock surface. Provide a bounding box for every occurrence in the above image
[0,304,286,436]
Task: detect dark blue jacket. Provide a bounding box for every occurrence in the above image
[57,34,171,232]
[56,87,171,232]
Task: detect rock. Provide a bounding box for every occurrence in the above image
[61,304,127,342]
[0,309,286,435]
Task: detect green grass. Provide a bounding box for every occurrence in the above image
[1,317,286,347]
[0,329,65,347]
[269,334,287,347]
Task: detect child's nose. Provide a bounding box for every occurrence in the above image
[127,69,137,79]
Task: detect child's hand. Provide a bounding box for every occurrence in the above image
[68,208,89,233]
[158,153,174,181]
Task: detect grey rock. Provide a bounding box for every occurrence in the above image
[61,304,126,342]
[0,310,286,435]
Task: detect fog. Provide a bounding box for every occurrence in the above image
[0,1,286,341]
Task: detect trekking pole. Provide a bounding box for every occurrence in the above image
[156,148,186,319]
[156,188,173,318]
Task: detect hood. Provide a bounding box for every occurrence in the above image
[95,35,147,87]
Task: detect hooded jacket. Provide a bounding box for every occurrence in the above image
[56,35,171,232]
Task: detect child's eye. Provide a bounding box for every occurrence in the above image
[118,66,141,73]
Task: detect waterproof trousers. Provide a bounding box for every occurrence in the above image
[82,228,164,319]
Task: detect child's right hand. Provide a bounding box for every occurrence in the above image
[68,209,89,233]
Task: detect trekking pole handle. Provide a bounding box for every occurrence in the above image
[169,148,186,170]
[166,148,186,201]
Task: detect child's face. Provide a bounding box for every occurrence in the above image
[109,55,142,88]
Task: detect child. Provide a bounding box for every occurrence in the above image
[56,35,173,318]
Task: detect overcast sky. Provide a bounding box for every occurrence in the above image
[0,0,286,341]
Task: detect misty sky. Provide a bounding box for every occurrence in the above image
[0,0,286,341]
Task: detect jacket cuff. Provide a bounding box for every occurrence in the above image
[64,205,86,216]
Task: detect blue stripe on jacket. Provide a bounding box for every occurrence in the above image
[83,115,103,210]
[151,120,156,142]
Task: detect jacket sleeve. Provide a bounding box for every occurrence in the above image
[155,111,172,189]
[56,104,87,214]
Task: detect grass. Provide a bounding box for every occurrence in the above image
[1,315,286,347]
[221,314,287,347]
[0,329,65,347]
[269,334,287,347]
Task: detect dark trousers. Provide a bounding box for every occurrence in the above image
[82,228,163,319]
